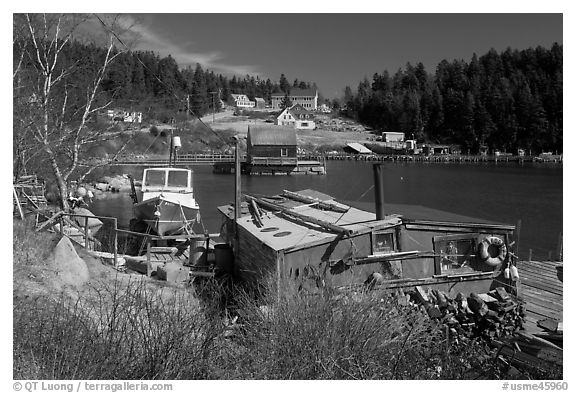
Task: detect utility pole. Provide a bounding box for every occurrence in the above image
[209,91,218,123]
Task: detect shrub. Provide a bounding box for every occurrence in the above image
[13,278,225,380]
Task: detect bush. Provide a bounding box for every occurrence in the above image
[13,278,225,380]
[149,125,159,137]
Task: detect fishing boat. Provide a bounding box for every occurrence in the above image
[133,166,200,236]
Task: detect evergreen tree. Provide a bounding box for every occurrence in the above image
[280,93,292,110]
[279,73,290,93]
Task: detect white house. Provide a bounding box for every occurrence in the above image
[229,94,255,108]
[381,132,405,142]
[275,104,316,130]
[317,103,332,113]
[100,109,142,124]
[271,88,318,110]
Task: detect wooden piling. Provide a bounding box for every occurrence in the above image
[556,232,563,261]
[528,249,532,262]
[84,216,89,249]
[146,239,151,277]
[113,218,118,266]
[515,219,522,257]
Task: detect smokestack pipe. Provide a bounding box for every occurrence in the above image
[373,164,385,220]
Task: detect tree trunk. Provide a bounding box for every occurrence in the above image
[46,145,70,210]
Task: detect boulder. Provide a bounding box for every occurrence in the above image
[51,236,89,288]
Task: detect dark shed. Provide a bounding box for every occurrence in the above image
[247,125,298,165]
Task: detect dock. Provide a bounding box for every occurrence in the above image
[517,260,563,334]
[213,159,326,175]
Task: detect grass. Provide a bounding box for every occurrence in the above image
[13,219,562,380]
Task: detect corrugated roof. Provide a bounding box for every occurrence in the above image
[345,142,372,154]
[271,88,317,97]
[248,125,297,146]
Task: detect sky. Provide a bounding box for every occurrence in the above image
[117,13,563,99]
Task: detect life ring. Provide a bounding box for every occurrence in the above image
[478,236,507,266]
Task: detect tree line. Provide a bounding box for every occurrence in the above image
[340,44,562,154]
[98,50,318,120]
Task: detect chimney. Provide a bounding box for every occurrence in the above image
[372,164,385,220]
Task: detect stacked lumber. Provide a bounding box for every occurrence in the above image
[401,286,524,341]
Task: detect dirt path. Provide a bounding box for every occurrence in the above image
[206,111,375,149]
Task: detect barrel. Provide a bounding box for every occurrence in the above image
[188,239,207,267]
[214,244,234,274]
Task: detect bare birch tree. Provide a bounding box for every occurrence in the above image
[13,13,133,209]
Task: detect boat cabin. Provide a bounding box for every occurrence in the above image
[141,168,193,193]
[218,189,516,297]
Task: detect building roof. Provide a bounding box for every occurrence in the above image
[255,97,265,103]
[217,188,514,253]
[230,93,248,100]
[248,125,297,146]
[288,104,312,117]
[271,88,317,97]
[218,189,401,252]
[345,142,372,154]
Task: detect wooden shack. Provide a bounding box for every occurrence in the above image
[218,187,516,297]
[245,125,298,174]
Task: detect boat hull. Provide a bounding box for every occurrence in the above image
[134,196,199,236]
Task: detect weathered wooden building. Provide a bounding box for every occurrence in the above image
[218,167,516,297]
[245,125,298,173]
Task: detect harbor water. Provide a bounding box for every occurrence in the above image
[91,160,562,261]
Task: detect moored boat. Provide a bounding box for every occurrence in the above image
[133,167,200,236]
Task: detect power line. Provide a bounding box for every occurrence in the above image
[93,14,231,148]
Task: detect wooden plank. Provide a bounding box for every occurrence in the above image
[520,287,562,304]
[245,194,353,235]
[521,283,562,298]
[520,282,562,297]
[281,189,349,213]
[520,291,563,311]
[36,211,64,232]
[521,296,563,313]
[519,263,561,274]
[13,187,24,219]
[403,219,515,231]
[520,277,562,293]
[523,303,562,320]
[518,264,561,277]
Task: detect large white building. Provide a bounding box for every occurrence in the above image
[275,104,316,130]
[229,93,255,108]
[271,88,318,110]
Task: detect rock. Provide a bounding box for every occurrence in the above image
[426,304,443,318]
[94,182,109,192]
[156,262,188,283]
[51,236,89,288]
[364,272,385,289]
[468,293,489,317]
[413,286,429,304]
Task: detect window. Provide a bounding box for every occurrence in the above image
[433,234,478,275]
[372,230,396,254]
[301,122,308,127]
[280,148,288,157]
[167,170,189,187]
[144,170,166,187]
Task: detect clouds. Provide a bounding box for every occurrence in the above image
[126,15,261,76]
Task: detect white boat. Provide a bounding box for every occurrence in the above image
[133,167,200,236]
